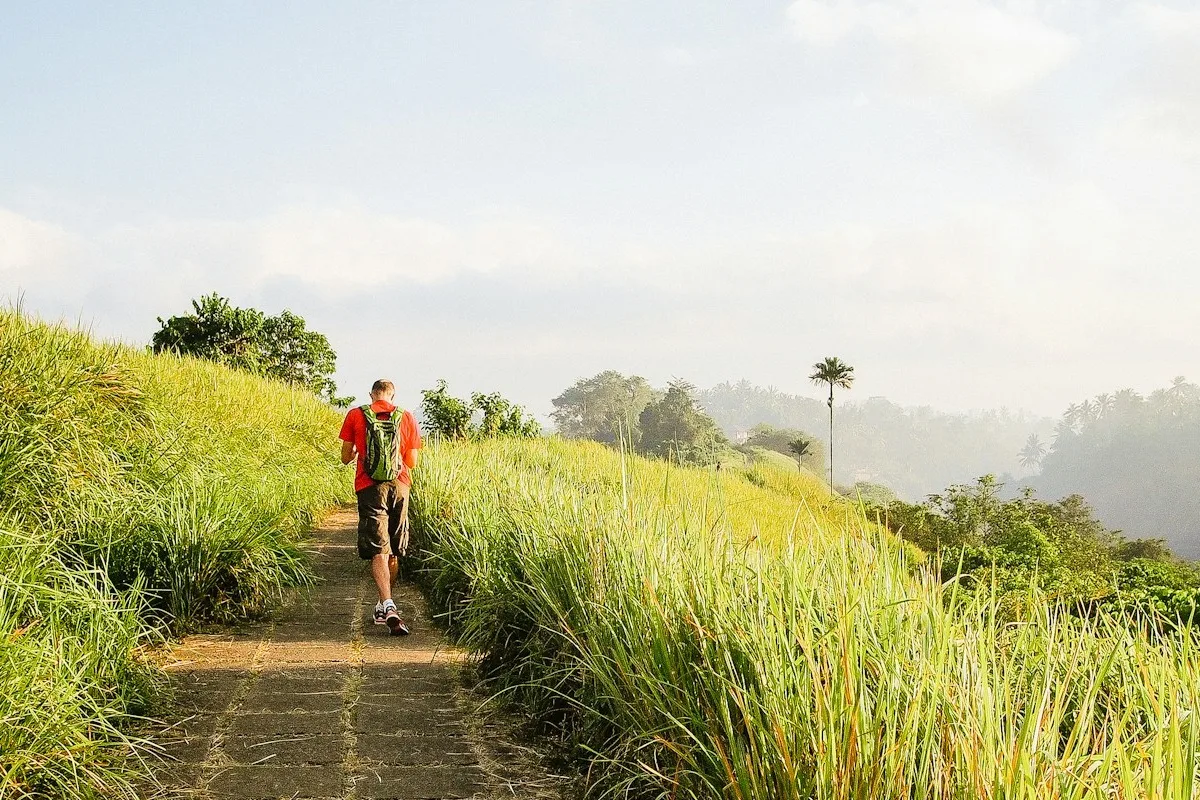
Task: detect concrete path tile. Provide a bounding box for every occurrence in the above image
[352,765,488,799]
[207,765,345,798]
[149,508,561,800]
[222,733,346,765]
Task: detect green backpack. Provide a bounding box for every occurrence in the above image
[360,405,403,482]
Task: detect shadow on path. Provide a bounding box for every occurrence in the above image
[144,509,563,800]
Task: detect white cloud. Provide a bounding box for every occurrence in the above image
[659,46,698,67]
[595,181,1184,354]
[1103,98,1200,162]
[787,0,1078,100]
[787,0,865,47]
[1133,2,1200,39]
[0,209,80,283]
[256,207,576,291]
[1097,4,1200,165]
[4,178,1197,417]
[1,204,585,309]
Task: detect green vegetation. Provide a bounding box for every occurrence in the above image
[552,371,734,466]
[409,437,1200,798]
[0,309,350,799]
[737,422,825,477]
[550,370,656,446]
[869,476,1200,626]
[637,379,731,464]
[420,379,541,439]
[152,292,350,406]
[1029,378,1200,559]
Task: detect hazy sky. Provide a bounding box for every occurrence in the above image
[3,1,1197,418]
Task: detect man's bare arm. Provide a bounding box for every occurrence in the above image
[341,440,356,465]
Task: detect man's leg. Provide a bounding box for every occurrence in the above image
[386,483,411,583]
[381,482,410,635]
[357,484,394,625]
[370,552,391,603]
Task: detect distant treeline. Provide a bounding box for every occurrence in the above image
[1026,378,1200,560]
[696,380,1051,498]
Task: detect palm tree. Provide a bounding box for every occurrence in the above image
[1064,402,1082,429]
[1166,376,1197,409]
[1079,399,1097,426]
[1018,433,1046,471]
[1114,388,1142,411]
[1052,418,1076,445]
[809,356,855,492]
[788,437,811,472]
[1095,393,1114,419]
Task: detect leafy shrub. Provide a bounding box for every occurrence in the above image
[420,379,540,440]
[868,475,1200,625]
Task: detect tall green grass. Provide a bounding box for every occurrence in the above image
[0,309,352,798]
[0,523,157,799]
[410,438,1200,799]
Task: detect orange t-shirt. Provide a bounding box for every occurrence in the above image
[339,401,423,493]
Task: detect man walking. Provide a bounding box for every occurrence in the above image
[339,379,423,635]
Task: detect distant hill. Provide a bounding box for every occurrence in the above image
[697,380,1053,499]
[1025,380,1200,560]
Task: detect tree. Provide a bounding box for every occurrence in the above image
[737,423,825,475]
[1018,434,1046,471]
[787,437,812,472]
[421,381,540,441]
[152,294,264,372]
[809,356,855,492]
[152,293,349,405]
[638,380,728,464]
[1031,377,1200,560]
[258,310,342,402]
[1079,399,1097,425]
[420,380,472,441]
[551,371,656,446]
[471,391,541,438]
[1064,403,1082,431]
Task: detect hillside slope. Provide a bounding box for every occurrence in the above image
[409,437,1200,799]
[0,310,351,799]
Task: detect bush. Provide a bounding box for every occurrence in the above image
[420,380,540,440]
[867,476,1200,623]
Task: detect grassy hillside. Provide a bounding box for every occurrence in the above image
[410,438,1200,799]
[0,310,351,799]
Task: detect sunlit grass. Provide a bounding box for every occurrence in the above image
[411,437,1200,799]
[0,309,352,798]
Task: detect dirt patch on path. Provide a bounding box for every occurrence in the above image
[146,509,565,800]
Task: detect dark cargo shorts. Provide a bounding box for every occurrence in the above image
[355,480,410,561]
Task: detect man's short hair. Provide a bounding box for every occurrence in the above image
[371,379,395,395]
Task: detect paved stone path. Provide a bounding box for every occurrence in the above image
[148,509,556,800]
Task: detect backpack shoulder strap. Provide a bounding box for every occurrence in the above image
[359,404,377,423]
